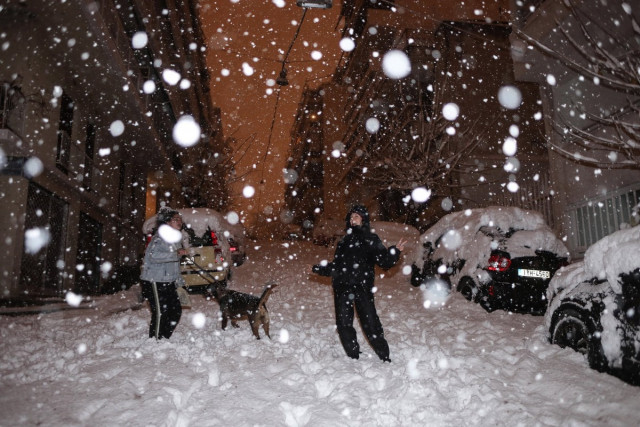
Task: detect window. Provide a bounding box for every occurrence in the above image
[56,92,74,173]
[1,81,25,133]
[83,123,96,190]
[19,182,68,296]
[75,212,103,295]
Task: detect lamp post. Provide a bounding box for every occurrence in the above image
[296,0,332,8]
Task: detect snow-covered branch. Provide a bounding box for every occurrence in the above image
[516,0,640,168]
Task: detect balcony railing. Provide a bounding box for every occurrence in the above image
[0,82,25,136]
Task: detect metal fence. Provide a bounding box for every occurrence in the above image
[568,184,640,255]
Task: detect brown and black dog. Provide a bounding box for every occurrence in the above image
[206,282,278,340]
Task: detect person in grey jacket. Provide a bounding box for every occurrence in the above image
[140,207,187,339]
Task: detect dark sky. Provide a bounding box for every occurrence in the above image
[199,1,344,223]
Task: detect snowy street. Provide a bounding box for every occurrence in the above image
[1,240,638,426]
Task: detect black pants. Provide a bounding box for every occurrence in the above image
[333,284,390,361]
[141,280,182,340]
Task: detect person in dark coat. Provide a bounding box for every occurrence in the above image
[312,205,406,362]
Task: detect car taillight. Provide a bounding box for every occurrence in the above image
[229,246,237,252]
[487,254,511,271]
[210,230,219,246]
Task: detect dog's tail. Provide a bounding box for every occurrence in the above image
[258,282,278,306]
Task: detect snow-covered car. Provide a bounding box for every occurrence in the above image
[283,223,304,240]
[223,220,247,266]
[227,234,246,266]
[369,221,420,262]
[411,206,569,314]
[312,217,344,246]
[545,225,640,385]
[143,208,236,292]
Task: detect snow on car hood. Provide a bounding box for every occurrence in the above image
[585,225,640,293]
[549,225,640,298]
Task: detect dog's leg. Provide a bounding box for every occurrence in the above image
[221,313,228,330]
[260,308,271,339]
[249,318,261,340]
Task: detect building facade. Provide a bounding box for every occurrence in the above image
[0,0,225,301]
[510,0,640,256]
[288,1,550,224]
[286,0,638,258]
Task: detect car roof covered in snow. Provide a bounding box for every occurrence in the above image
[142,208,244,240]
[418,206,548,245]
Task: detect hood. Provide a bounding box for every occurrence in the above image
[345,204,370,231]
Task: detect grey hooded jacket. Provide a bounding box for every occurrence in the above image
[140,233,185,286]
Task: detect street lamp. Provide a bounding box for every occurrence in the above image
[296,0,332,8]
[276,68,289,86]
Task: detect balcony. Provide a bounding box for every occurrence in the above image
[0,81,25,147]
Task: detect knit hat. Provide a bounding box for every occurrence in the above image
[157,206,179,225]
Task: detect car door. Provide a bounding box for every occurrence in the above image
[618,269,640,378]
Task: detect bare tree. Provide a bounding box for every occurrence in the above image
[348,74,493,198]
[515,0,640,168]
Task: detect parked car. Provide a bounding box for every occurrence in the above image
[370,220,420,257]
[226,233,246,266]
[143,208,234,292]
[312,217,344,246]
[220,218,247,267]
[283,223,303,240]
[545,225,640,385]
[411,206,569,314]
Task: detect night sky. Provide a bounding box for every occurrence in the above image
[200,1,344,223]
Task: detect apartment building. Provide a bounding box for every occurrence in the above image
[0,0,225,301]
[510,0,640,256]
[287,0,638,257]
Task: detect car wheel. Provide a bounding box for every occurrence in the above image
[586,337,607,373]
[551,307,607,372]
[457,276,476,301]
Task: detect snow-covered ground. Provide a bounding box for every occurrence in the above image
[1,240,638,426]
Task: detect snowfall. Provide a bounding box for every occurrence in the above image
[1,238,639,427]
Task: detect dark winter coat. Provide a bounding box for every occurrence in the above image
[312,205,401,291]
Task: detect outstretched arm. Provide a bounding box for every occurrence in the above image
[373,236,403,270]
[311,261,334,277]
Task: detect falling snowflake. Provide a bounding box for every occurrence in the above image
[382,50,411,79]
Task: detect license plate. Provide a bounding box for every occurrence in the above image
[518,269,550,279]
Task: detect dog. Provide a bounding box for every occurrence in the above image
[206,282,278,340]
